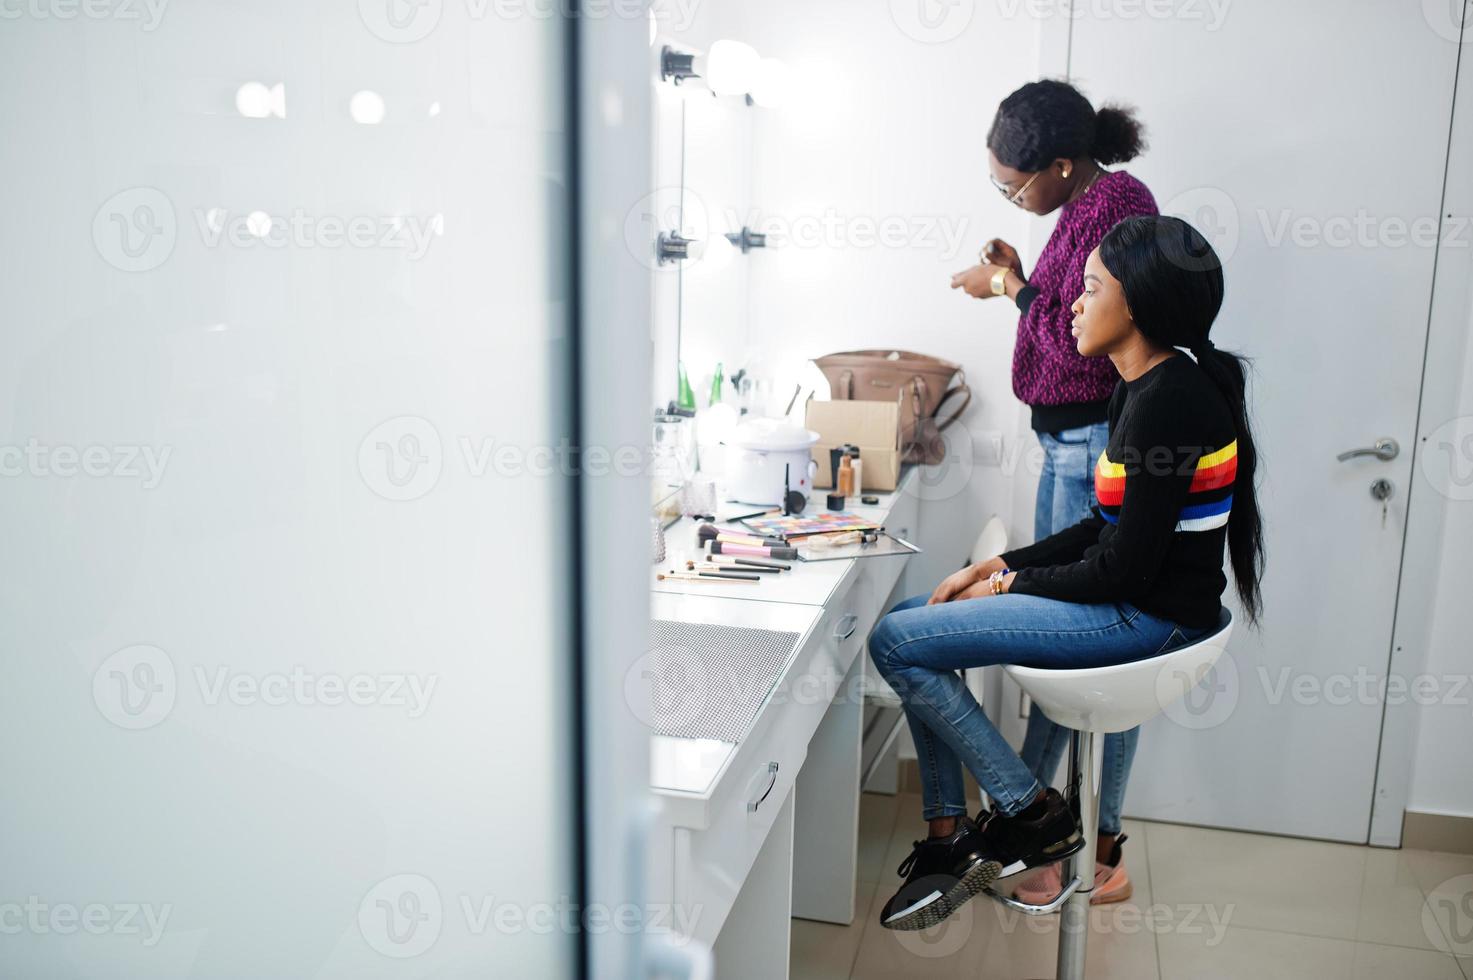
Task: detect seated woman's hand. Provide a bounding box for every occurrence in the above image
[927,556,1008,604]
[928,566,976,604]
[951,570,1017,602]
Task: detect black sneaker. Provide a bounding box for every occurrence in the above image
[980,787,1085,880]
[877,817,993,931]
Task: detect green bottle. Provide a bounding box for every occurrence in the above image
[709,362,724,406]
[676,361,696,413]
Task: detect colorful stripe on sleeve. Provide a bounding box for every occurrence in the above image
[1095,440,1236,532]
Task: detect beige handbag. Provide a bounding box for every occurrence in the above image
[813,350,972,465]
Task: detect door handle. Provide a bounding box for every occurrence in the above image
[833,614,860,641]
[746,762,779,812]
[1336,437,1399,462]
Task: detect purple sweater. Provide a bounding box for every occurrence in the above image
[1013,171,1158,429]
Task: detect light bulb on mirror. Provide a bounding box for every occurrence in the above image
[705,39,759,97]
[236,82,287,119]
[688,227,735,276]
[245,211,273,239]
[349,90,386,125]
[236,82,270,118]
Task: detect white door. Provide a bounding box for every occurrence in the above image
[0,6,585,975]
[1068,3,1461,842]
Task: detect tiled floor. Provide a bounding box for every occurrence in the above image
[790,791,1473,979]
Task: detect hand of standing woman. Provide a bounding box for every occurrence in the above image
[950,262,1024,300]
[981,238,1024,276]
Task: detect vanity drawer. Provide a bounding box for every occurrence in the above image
[775,573,867,731]
[674,702,807,945]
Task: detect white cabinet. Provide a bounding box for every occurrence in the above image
[649,472,921,973]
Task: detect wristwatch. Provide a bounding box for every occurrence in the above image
[990,267,1010,296]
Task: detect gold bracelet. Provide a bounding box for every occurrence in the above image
[990,267,1009,296]
[989,570,1005,595]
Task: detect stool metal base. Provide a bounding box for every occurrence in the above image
[981,874,1082,915]
[979,727,1102,980]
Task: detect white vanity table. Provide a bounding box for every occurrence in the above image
[647,469,921,979]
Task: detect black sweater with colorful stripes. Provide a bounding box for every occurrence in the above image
[1001,354,1238,630]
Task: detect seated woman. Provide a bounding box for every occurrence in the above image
[870,214,1264,931]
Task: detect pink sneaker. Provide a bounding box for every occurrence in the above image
[1010,835,1133,906]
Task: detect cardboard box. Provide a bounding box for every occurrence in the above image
[806,399,902,492]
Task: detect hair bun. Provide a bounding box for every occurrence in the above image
[1092,104,1146,165]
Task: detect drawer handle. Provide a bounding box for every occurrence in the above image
[833,614,860,641]
[747,762,779,812]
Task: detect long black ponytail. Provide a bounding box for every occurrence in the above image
[1099,215,1265,626]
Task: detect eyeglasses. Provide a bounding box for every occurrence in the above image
[991,169,1042,206]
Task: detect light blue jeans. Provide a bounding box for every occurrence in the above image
[1026,421,1136,835]
[869,593,1201,821]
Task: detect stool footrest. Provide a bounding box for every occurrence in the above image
[980,874,1081,916]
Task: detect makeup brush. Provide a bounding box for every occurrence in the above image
[723,508,781,524]
[688,560,779,575]
[710,540,799,560]
[705,554,793,571]
[689,568,761,581]
[658,572,760,585]
[697,523,785,548]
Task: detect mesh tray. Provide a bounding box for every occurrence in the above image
[645,620,801,743]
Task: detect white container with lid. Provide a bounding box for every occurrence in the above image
[723,418,820,506]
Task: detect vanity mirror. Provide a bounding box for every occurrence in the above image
[649,32,789,421]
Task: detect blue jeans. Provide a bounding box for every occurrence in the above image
[1033,423,1111,545]
[870,594,1200,821]
[1027,421,1135,834]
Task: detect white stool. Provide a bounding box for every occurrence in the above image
[986,609,1234,980]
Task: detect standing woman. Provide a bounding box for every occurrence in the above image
[950,79,1157,905]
